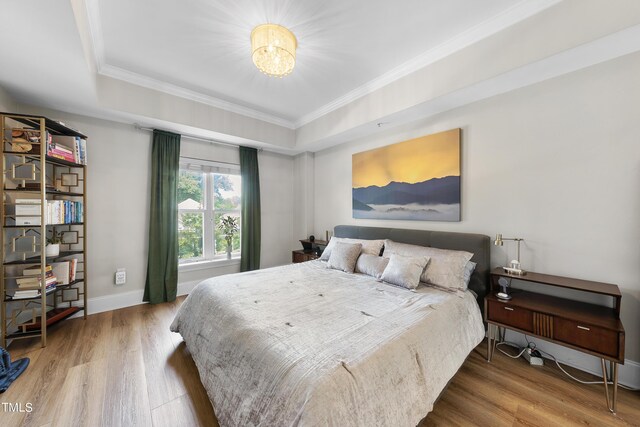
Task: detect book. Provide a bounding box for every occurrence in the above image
[49,146,74,156]
[69,258,78,282]
[45,200,83,224]
[12,290,40,299]
[50,136,77,150]
[50,135,86,164]
[79,138,87,165]
[11,283,56,299]
[23,265,53,276]
[48,152,75,162]
[50,143,73,154]
[73,139,80,164]
[16,271,54,285]
[17,279,57,290]
[51,262,70,285]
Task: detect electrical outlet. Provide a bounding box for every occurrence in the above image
[115,268,126,285]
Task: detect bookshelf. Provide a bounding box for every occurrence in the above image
[1,112,87,348]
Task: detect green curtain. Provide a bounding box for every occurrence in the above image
[144,130,181,303]
[239,146,261,271]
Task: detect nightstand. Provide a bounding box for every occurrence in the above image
[292,239,328,263]
[291,250,319,263]
[485,268,625,413]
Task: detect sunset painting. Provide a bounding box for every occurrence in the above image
[352,128,461,221]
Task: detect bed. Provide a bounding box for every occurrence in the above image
[171,226,490,426]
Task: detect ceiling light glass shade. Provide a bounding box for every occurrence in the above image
[251,24,297,78]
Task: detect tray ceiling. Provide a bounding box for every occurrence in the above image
[96,0,527,124]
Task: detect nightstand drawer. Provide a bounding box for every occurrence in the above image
[486,300,533,332]
[554,318,619,358]
[292,250,319,263]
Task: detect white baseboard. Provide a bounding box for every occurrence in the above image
[85,288,146,315]
[83,280,202,316]
[502,330,640,390]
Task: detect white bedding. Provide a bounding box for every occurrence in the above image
[170,260,485,427]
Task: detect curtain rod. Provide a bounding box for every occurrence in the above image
[134,124,263,151]
[180,155,239,167]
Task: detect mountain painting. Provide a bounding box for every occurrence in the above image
[352,129,461,221]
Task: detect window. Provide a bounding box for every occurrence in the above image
[177,159,241,264]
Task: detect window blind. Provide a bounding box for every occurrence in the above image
[180,157,240,175]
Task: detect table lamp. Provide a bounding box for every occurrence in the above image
[494,233,526,276]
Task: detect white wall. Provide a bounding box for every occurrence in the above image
[296,0,640,150]
[312,53,640,382]
[260,150,296,267]
[12,104,295,305]
[293,152,315,244]
[0,86,16,111]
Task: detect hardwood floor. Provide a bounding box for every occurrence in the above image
[1,298,638,427]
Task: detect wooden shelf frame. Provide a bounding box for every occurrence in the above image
[1,112,88,348]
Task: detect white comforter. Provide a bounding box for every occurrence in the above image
[171,261,484,427]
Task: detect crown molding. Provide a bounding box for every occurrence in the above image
[297,22,640,152]
[98,64,296,129]
[294,0,561,127]
[82,0,559,131]
[83,0,295,129]
[84,0,106,70]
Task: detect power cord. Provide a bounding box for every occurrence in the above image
[495,341,527,358]
[495,335,640,391]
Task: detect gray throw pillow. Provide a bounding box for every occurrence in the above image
[321,238,384,261]
[383,240,473,290]
[380,254,430,290]
[327,242,363,273]
[355,254,389,279]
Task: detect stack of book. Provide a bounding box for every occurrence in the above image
[47,133,87,165]
[47,200,83,224]
[12,199,83,226]
[51,260,78,285]
[11,265,57,300]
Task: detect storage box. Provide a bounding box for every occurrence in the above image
[16,204,41,216]
[16,216,41,226]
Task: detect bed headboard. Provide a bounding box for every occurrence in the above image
[334,225,490,314]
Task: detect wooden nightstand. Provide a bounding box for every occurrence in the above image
[292,239,328,263]
[485,268,625,413]
[291,250,319,263]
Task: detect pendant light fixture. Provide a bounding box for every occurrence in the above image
[250,24,297,78]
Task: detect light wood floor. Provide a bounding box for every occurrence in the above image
[2,297,639,427]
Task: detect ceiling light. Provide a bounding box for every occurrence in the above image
[251,24,297,78]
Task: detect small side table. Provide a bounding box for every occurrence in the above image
[485,268,625,413]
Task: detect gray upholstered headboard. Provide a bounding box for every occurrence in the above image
[334,225,490,314]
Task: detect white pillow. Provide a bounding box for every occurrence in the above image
[380,254,430,290]
[383,240,474,291]
[355,254,389,279]
[320,237,384,261]
[327,242,362,273]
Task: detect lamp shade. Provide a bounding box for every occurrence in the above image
[251,24,297,78]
